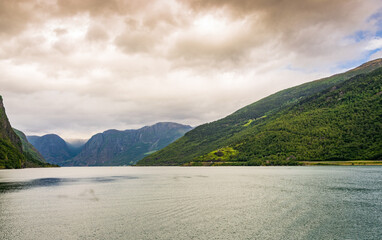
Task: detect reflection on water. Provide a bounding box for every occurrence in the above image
[0,175,138,193]
[0,166,381,240]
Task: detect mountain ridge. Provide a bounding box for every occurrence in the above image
[14,129,46,163]
[27,134,77,165]
[66,122,192,166]
[27,122,192,166]
[137,58,382,166]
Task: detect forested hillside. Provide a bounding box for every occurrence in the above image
[138,59,382,166]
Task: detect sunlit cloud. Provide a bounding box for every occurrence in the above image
[365,37,382,50]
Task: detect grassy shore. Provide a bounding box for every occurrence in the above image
[300,160,382,166]
[182,160,382,166]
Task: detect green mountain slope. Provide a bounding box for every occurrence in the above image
[230,68,382,164]
[13,129,54,168]
[66,122,192,166]
[0,139,24,169]
[0,96,24,168]
[0,96,56,168]
[138,59,382,166]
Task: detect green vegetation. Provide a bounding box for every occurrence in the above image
[301,160,382,166]
[196,147,239,162]
[232,69,382,162]
[243,116,267,127]
[14,129,56,168]
[243,119,254,127]
[0,96,24,169]
[144,150,158,155]
[14,129,45,162]
[0,138,23,169]
[137,59,382,166]
[0,96,57,168]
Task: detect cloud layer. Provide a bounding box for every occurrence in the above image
[1,0,382,139]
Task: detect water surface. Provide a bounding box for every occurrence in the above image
[1,166,381,239]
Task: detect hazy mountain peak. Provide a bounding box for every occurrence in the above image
[27,134,74,165]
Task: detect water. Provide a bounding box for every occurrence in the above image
[0,166,381,240]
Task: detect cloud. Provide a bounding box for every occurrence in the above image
[56,0,126,16]
[173,0,382,69]
[0,0,36,37]
[86,24,108,42]
[54,28,68,36]
[0,0,382,139]
[114,31,158,54]
[365,37,382,50]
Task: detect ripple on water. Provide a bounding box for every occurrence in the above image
[0,166,381,240]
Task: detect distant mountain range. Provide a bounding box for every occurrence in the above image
[137,58,382,166]
[27,134,80,166]
[28,122,192,166]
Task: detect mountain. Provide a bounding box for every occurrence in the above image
[65,122,192,166]
[137,59,382,166]
[0,96,52,168]
[27,134,77,165]
[0,96,25,168]
[13,129,51,167]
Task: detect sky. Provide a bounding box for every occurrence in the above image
[1,0,382,140]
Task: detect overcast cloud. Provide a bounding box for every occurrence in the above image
[1,0,382,140]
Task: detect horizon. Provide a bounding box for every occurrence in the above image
[1,0,382,139]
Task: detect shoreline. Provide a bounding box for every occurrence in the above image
[300,160,382,166]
